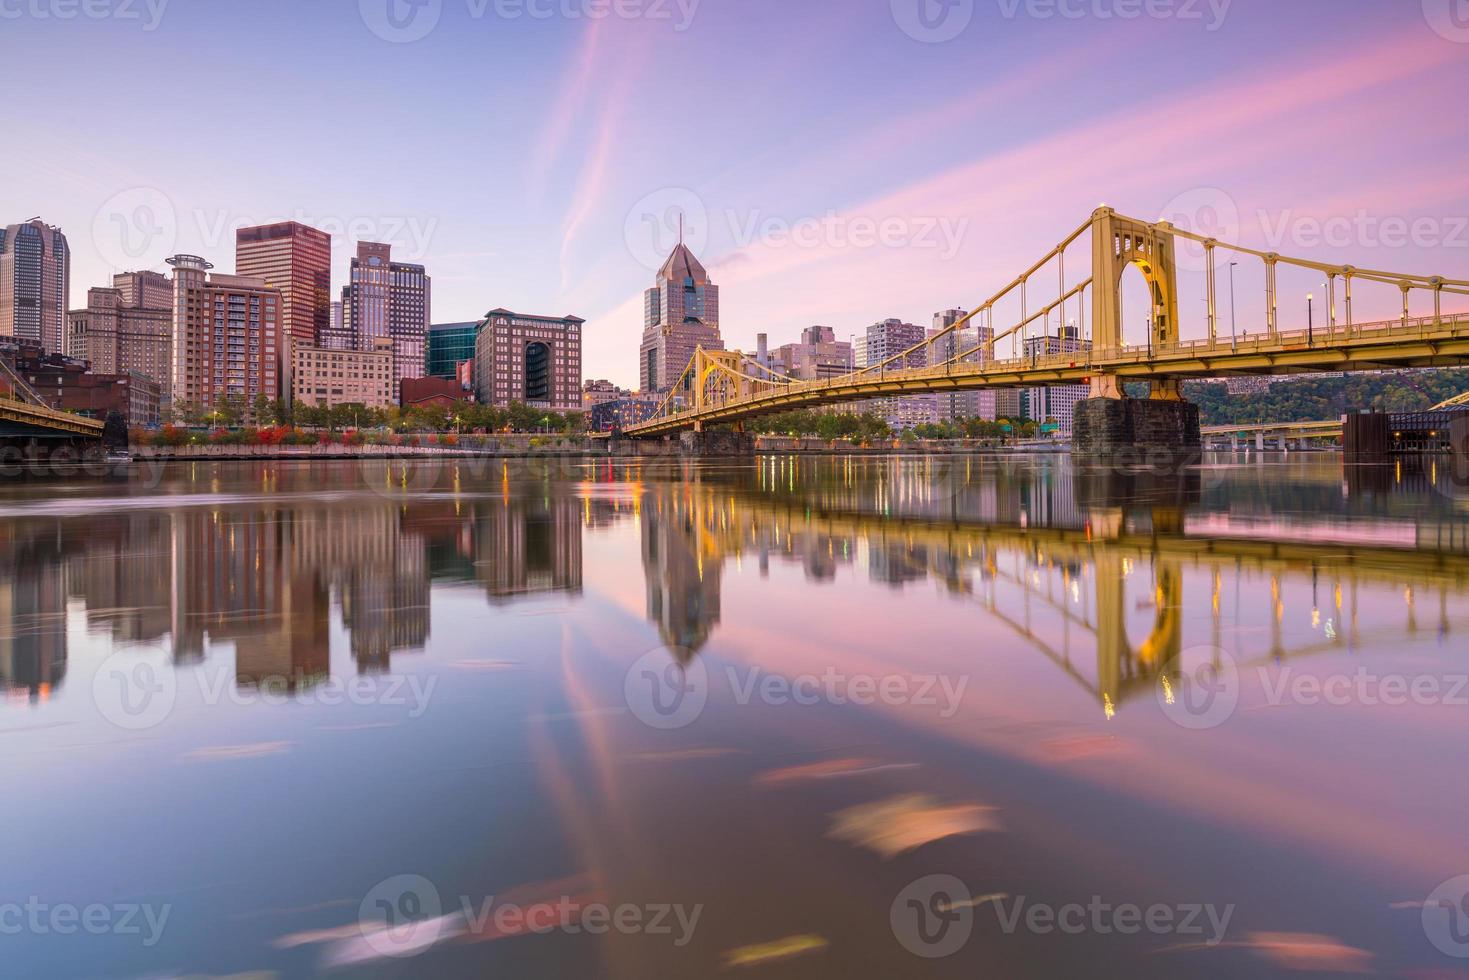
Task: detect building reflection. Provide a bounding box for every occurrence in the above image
[0,525,67,702]
[623,456,1469,715]
[641,493,720,657]
[2,455,1465,716]
[0,470,595,697]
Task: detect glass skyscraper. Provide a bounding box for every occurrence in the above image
[0,219,70,353]
[426,321,480,378]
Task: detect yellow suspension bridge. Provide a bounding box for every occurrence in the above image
[627,207,1469,445]
[0,358,107,443]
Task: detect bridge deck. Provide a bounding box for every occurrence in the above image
[0,398,107,438]
[628,313,1469,437]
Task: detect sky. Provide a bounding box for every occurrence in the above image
[4,0,1468,388]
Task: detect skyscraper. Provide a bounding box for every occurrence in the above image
[863,317,935,428]
[0,219,70,353]
[639,239,722,393]
[341,241,430,393]
[235,222,331,347]
[1022,322,1092,435]
[167,254,281,410]
[929,307,993,421]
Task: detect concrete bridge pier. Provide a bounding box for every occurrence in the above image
[1451,415,1469,481]
[1344,412,1392,464]
[678,429,756,456]
[1072,396,1201,461]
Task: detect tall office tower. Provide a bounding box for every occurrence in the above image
[342,241,390,353]
[863,317,935,428]
[1022,322,1092,435]
[167,254,282,409]
[388,256,430,390]
[0,219,70,352]
[638,239,722,393]
[235,222,331,347]
[929,307,994,421]
[342,242,430,393]
[66,271,173,394]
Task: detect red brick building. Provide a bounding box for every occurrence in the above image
[400,375,469,409]
[1,338,160,425]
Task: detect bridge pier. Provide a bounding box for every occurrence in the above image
[678,429,756,456]
[1451,416,1469,482]
[1344,412,1392,464]
[1072,397,1201,460]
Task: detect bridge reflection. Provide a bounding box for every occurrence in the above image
[623,455,1469,713]
[2,456,1465,716]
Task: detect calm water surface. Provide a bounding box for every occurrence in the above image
[3,454,1468,978]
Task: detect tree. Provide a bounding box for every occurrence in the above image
[214,393,246,428]
[171,401,209,426]
[295,403,328,429]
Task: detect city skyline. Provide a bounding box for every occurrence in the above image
[4,1,1467,388]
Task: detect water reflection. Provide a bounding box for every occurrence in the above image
[2,456,1466,713]
[4,455,1469,978]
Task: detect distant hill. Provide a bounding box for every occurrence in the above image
[1177,369,1469,425]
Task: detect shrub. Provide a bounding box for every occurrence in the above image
[152,424,190,448]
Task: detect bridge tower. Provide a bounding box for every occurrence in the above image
[1074,207,1200,455]
[1089,207,1181,399]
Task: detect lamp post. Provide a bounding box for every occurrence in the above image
[1307,293,1314,346]
[1228,261,1238,351]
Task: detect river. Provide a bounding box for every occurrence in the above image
[2,453,1468,978]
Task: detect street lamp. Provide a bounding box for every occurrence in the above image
[1228,261,1239,351]
[1307,293,1314,345]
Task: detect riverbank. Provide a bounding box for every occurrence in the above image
[127,435,1066,461]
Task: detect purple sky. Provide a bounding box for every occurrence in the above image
[5,0,1468,386]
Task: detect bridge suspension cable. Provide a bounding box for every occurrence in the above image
[632,207,1469,436]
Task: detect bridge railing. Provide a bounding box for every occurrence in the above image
[0,397,107,433]
[634,311,1469,429]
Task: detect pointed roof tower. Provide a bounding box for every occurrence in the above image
[657,218,708,282]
